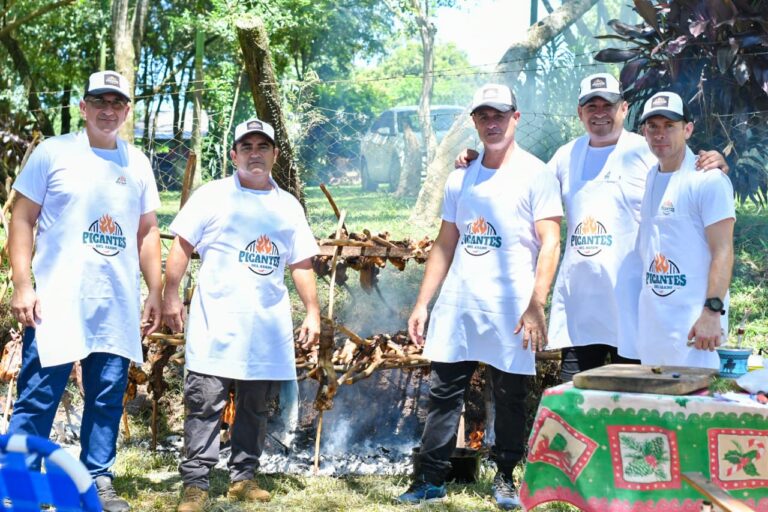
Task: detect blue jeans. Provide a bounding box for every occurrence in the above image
[8,327,129,478]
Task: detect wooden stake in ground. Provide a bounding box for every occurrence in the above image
[313,210,346,474]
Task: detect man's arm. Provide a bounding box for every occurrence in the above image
[9,195,42,327]
[696,150,729,174]
[138,211,163,336]
[515,217,561,351]
[161,236,194,334]
[408,220,460,345]
[687,218,734,351]
[290,258,321,350]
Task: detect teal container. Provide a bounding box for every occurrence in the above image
[716,347,752,378]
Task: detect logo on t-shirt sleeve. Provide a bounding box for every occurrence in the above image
[82,214,127,256]
[239,235,281,275]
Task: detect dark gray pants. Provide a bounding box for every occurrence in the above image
[416,361,529,484]
[179,371,277,489]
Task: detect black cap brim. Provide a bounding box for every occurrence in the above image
[639,109,685,124]
[85,87,131,101]
[471,102,515,114]
[578,92,622,106]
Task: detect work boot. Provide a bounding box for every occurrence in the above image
[228,478,271,502]
[95,476,131,512]
[396,478,447,504]
[492,472,521,510]
[177,485,208,512]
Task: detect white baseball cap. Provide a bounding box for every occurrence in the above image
[470,83,517,113]
[578,73,622,106]
[234,118,276,146]
[639,92,691,123]
[85,71,131,100]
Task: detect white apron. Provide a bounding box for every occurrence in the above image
[33,132,143,367]
[423,159,539,375]
[548,132,646,359]
[637,149,725,368]
[184,179,297,381]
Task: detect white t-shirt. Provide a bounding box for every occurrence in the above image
[424,148,562,375]
[12,131,160,366]
[171,174,319,380]
[581,144,615,181]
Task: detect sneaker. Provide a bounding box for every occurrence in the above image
[228,478,271,502]
[492,472,521,510]
[94,476,131,512]
[396,480,447,504]
[177,486,208,512]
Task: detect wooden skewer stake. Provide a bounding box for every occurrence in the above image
[314,210,347,475]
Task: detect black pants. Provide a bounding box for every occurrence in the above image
[179,371,278,489]
[560,344,640,382]
[416,361,528,484]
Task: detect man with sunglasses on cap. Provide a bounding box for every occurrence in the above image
[456,73,727,381]
[637,92,734,368]
[399,83,562,509]
[162,118,320,511]
[8,70,162,511]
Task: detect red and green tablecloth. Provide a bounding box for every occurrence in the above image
[521,383,768,511]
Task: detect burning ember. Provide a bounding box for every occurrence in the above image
[468,426,485,450]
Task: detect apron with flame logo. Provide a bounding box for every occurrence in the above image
[423,157,542,375]
[549,131,649,359]
[33,131,142,367]
[183,177,298,381]
[637,149,725,368]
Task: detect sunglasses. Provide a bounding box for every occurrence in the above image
[85,96,129,110]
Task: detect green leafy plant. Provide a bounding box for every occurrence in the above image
[595,0,768,204]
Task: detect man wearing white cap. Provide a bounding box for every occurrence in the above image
[8,70,162,511]
[163,118,320,511]
[637,92,735,368]
[456,73,727,380]
[399,83,562,509]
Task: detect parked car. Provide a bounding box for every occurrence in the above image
[359,105,465,191]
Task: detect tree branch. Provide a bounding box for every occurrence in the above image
[0,0,74,38]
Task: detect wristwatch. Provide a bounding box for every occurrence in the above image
[704,297,726,315]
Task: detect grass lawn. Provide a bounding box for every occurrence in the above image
[119,184,765,511]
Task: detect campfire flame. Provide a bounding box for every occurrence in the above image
[222,390,236,425]
[255,234,272,254]
[468,426,484,450]
[471,217,488,234]
[654,253,670,273]
[581,216,597,235]
[99,214,117,234]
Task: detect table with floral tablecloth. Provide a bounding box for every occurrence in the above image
[521,383,768,511]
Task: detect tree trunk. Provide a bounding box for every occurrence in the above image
[112,0,135,141]
[409,0,600,228]
[112,0,147,142]
[236,16,303,203]
[415,0,437,183]
[0,33,55,136]
[395,123,423,197]
[191,12,205,189]
[60,84,71,134]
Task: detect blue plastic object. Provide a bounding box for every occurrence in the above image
[717,347,752,379]
[0,434,102,511]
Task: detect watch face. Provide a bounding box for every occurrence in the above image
[706,298,724,311]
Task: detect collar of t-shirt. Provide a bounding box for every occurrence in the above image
[91,146,123,167]
[233,173,279,196]
[650,169,675,214]
[476,163,496,185]
[581,143,616,181]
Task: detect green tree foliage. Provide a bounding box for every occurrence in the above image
[595,0,768,204]
[359,41,477,107]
